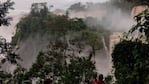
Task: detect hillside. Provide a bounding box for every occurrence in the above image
[11,3,109,75]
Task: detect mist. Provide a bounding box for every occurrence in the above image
[68,2,134,32]
[16,34,51,68]
[64,1,134,76]
[0,0,135,77]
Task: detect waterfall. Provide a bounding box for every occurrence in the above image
[102,36,109,57]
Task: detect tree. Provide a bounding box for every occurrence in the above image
[14,16,103,84]
[11,4,105,83]
[112,10,149,84]
[112,0,149,7]
[112,40,149,84]
[68,2,86,12]
[30,2,48,17]
[0,0,14,26]
[70,29,103,59]
[26,39,96,84]
[129,0,149,6]
[12,65,26,84]
[0,1,21,83]
[0,0,20,65]
[0,37,21,65]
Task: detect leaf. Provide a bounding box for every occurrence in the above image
[1,59,6,63]
[139,28,144,33]
[134,15,142,23]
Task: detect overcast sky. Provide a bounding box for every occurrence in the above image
[11,0,109,12]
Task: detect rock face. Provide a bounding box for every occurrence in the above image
[108,32,122,75]
[131,5,149,19]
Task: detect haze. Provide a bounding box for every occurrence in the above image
[12,0,109,12]
[0,0,109,42]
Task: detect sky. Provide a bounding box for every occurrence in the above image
[11,0,109,12]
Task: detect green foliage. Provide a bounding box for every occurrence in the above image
[12,65,26,84]
[128,10,149,42]
[20,23,101,83]
[112,10,149,84]
[70,29,103,57]
[68,2,86,12]
[12,3,88,44]
[0,71,12,84]
[0,71,11,79]
[132,0,149,6]
[30,3,48,17]
[11,3,106,83]
[60,57,96,84]
[0,37,20,65]
[0,0,20,67]
[78,30,103,49]
[0,0,14,26]
[25,39,96,84]
[111,0,149,10]
[105,75,113,84]
[0,0,16,64]
[112,40,149,84]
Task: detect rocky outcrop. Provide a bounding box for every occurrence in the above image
[131,5,149,19]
